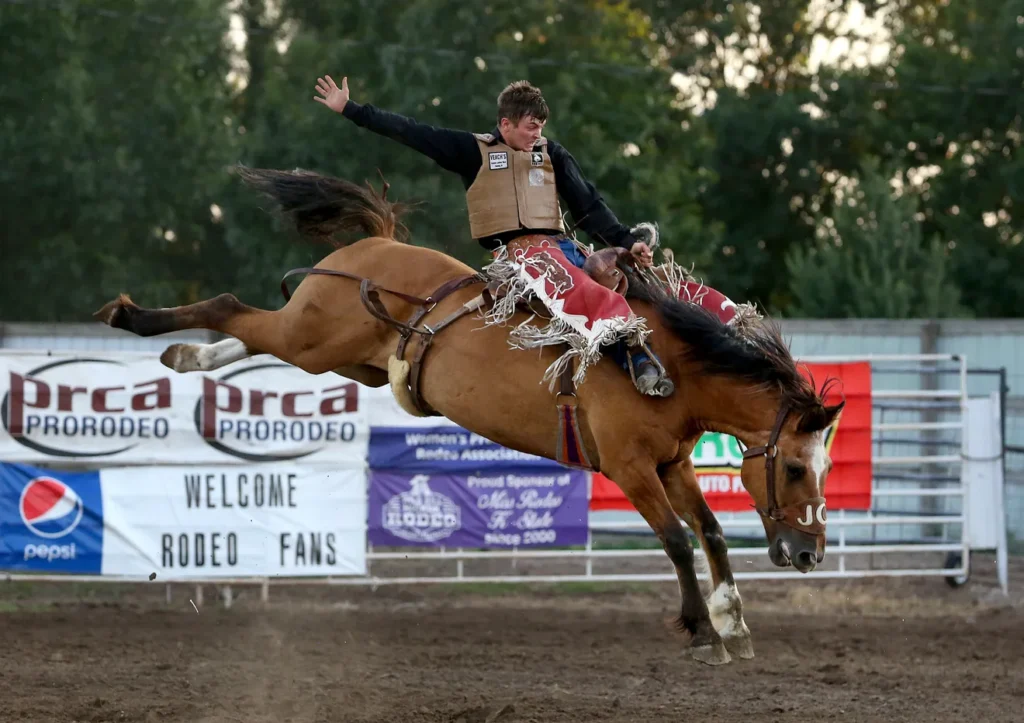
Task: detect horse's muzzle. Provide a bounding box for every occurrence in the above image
[769,528,824,573]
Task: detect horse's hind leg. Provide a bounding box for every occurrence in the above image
[96,293,252,340]
[94,293,342,375]
[602,459,730,666]
[661,458,754,660]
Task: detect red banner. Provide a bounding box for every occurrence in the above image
[590,361,873,512]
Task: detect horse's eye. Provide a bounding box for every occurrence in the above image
[786,462,806,482]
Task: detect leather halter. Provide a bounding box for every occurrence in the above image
[741,403,827,537]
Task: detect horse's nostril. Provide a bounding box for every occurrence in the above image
[796,550,816,568]
[779,541,792,560]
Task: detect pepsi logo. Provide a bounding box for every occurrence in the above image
[19,476,84,539]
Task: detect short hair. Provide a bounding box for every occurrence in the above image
[496,80,549,125]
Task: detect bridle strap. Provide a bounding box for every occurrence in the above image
[741,402,791,522]
[741,403,829,536]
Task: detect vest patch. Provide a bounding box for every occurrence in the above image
[529,168,545,187]
[488,151,508,170]
[531,152,543,167]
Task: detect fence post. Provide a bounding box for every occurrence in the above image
[920,320,943,540]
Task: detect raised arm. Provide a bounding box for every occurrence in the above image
[314,75,479,179]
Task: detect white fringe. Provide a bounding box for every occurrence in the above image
[480,246,531,327]
[478,242,762,389]
[730,302,763,334]
[630,221,660,250]
[650,248,697,299]
[649,251,764,335]
[509,313,650,391]
[481,246,651,390]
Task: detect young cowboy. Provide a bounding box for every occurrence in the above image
[314,75,673,397]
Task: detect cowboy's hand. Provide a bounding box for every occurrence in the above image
[630,241,654,268]
[314,75,349,113]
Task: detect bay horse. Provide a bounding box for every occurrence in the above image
[95,167,842,666]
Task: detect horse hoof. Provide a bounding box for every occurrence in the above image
[160,344,196,372]
[722,634,755,660]
[94,294,136,330]
[690,643,731,666]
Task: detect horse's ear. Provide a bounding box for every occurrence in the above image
[823,401,845,427]
[797,401,845,434]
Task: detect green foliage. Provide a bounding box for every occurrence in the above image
[0,0,1020,321]
[785,160,967,318]
[816,0,1024,316]
[0,0,238,320]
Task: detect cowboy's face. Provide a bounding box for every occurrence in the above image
[499,115,546,151]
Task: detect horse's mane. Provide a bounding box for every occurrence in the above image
[625,271,836,431]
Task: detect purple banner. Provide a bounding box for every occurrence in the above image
[368,426,560,472]
[368,469,589,548]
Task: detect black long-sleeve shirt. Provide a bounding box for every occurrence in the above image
[340,101,637,251]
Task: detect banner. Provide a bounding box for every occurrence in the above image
[368,470,589,548]
[0,353,375,465]
[0,461,366,578]
[590,361,873,512]
[368,425,554,471]
[367,423,587,548]
[0,464,104,574]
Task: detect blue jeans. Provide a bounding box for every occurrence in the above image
[553,238,650,372]
[556,238,588,268]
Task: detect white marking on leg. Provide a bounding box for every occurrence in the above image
[708,582,747,638]
[164,338,251,372]
[196,338,250,370]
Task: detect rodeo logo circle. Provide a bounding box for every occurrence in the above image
[382,475,461,543]
[1,358,172,458]
[193,362,362,462]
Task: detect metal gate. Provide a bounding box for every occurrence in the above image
[356,354,1007,592]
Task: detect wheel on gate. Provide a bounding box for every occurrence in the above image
[944,551,970,588]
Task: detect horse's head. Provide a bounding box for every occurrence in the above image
[619,266,847,572]
[739,397,844,573]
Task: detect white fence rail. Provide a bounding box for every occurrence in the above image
[350,354,1006,593]
[0,353,1010,598]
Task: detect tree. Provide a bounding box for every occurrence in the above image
[785,159,966,318]
[4,0,1018,322]
[628,1,888,310]
[0,0,238,321]
[217,0,718,309]
[816,0,1024,316]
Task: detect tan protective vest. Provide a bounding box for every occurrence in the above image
[466,133,565,239]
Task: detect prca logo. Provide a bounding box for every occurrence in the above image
[1,357,172,458]
[195,363,361,462]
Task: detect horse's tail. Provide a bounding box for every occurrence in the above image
[235,165,410,245]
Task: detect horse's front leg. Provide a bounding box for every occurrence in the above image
[661,458,755,660]
[602,458,730,665]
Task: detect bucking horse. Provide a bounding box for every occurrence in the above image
[95,167,843,666]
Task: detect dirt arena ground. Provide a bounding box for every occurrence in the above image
[2,555,1023,723]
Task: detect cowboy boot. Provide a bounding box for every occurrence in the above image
[629,346,674,397]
